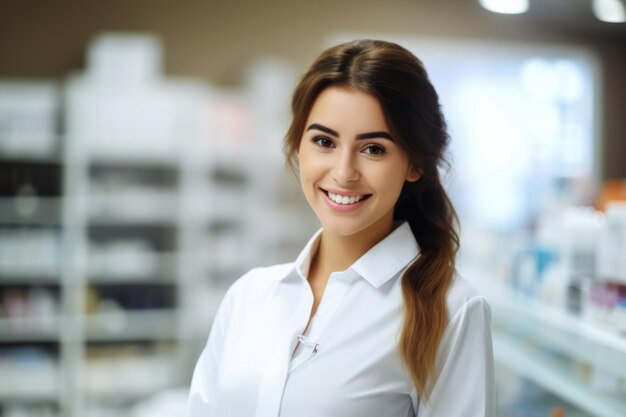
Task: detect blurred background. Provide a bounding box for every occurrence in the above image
[0,0,625,416]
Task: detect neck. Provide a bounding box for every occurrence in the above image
[312,218,395,278]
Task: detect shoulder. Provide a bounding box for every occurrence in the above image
[209,262,294,330]
[445,271,491,324]
[223,262,294,302]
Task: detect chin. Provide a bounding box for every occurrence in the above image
[320,223,364,237]
[317,216,378,238]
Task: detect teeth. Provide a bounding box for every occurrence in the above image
[327,191,366,205]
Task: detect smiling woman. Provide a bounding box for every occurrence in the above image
[187,39,495,417]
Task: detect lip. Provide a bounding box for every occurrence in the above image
[320,187,371,212]
[321,187,369,197]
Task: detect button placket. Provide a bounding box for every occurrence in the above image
[299,272,354,352]
[255,281,312,417]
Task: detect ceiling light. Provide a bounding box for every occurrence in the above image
[592,0,626,23]
[479,0,529,14]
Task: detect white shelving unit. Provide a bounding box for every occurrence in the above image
[0,81,65,417]
[58,33,313,417]
[63,68,196,415]
[494,332,626,417]
[1,33,316,417]
[466,271,626,417]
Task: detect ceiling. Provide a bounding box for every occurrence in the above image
[502,0,626,40]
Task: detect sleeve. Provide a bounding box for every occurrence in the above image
[416,296,495,417]
[186,287,234,417]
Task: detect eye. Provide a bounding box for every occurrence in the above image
[363,144,386,155]
[312,136,335,148]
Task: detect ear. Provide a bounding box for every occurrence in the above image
[405,163,421,182]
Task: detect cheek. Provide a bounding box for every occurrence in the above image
[375,163,410,196]
[298,148,325,180]
[298,154,312,182]
[298,154,319,195]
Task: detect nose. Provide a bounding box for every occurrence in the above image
[332,150,360,185]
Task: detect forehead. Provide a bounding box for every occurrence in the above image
[305,87,390,133]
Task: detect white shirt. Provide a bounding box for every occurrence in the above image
[187,222,495,417]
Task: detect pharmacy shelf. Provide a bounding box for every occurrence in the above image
[87,216,179,228]
[0,155,62,164]
[0,333,59,343]
[0,355,60,402]
[0,39,306,417]
[0,264,61,279]
[86,251,178,282]
[462,268,626,417]
[0,197,63,226]
[0,388,59,402]
[0,275,61,285]
[83,310,180,342]
[494,331,626,417]
[61,68,191,412]
[86,195,179,227]
[87,276,178,285]
[0,323,59,343]
[86,153,180,169]
[467,272,626,380]
[0,87,66,412]
[83,386,171,403]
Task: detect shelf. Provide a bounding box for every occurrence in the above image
[84,310,180,342]
[1,46,299,417]
[83,384,174,403]
[87,251,177,281]
[0,197,63,226]
[87,216,178,227]
[84,153,180,169]
[0,227,62,278]
[87,193,179,226]
[0,317,61,342]
[494,331,626,417]
[467,273,626,381]
[83,344,179,401]
[0,359,60,401]
[87,276,177,286]
[0,154,62,165]
[0,388,59,403]
[0,264,61,279]
[0,275,61,285]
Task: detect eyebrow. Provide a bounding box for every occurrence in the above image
[305,123,394,141]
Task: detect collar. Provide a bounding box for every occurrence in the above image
[283,221,420,289]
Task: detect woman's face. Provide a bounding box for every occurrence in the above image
[298,86,420,239]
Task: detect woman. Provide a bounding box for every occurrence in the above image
[188,39,495,417]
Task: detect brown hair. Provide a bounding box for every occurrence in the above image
[283,39,459,401]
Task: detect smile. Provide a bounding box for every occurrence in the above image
[321,188,372,205]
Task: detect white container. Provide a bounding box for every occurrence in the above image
[0,81,59,158]
[596,202,626,283]
[86,33,163,84]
